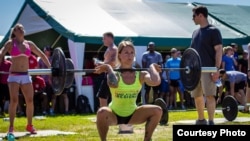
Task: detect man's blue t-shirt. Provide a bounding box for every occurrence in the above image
[225,71,246,83]
[166,57,181,80]
[222,55,235,71]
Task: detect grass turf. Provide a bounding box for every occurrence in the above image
[0,110,249,141]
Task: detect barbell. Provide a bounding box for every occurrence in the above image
[221,95,250,121]
[0,47,217,95]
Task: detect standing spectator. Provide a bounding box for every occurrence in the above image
[0,58,12,116]
[95,32,118,107]
[29,54,38,69]
[238,50,248,74]
[231,43,239,70]
[221,46,238,97]
[222,46,237,71]
[0,23,51,135]
[141,42,163,104]
[159,55,170,107]
[166,48,185,110]
[32,75,47,115]
[190,6,223,125]
[54,88,69,114]
[38,46,55,115]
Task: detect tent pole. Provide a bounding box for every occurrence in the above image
[51,34,62,48]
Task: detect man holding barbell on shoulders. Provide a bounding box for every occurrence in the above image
[95,40,162,141]
[0,23,51,136]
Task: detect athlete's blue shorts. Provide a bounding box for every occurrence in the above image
[7,73,32,84]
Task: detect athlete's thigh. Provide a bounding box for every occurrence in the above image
[128,105,161,125]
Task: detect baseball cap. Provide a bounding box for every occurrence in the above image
[243,50,248,54]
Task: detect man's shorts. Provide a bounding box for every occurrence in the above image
[96,74,111,99]
[169,79,180,87]
[191,73,216,97]
[170,79,185,92]
[144,83,159,93]
[225,80,246,92]
[7,75,32,84]
[0,83,10,100]
[160,79,169,93]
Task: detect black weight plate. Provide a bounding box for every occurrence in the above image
[180,48,201,91]
[154,98,168,125]
[51,47,66,95]
[65,58,75,88]
[222,95,238,121]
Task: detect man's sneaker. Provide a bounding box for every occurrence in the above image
[42,111,47,116]
[49,109,55,116]
[26,125,37,134]
[168,105,173,110]
[208,120,215,125]
[195,119,207,125]
[181,105,186,110]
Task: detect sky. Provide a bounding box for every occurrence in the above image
[1,0,250,36]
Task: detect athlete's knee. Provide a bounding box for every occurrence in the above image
[152,106,163,116]
[97,107,110,117]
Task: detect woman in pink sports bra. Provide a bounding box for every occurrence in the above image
[0,23,51,135]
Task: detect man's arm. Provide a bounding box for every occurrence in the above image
[103,48,117,67]
[141,54,147,68]
[214,44,223,69]
[230,82,235,96]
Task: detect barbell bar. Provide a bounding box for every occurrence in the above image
[0,67,217,75]
[65,67,216,74]
[221,95,250,121]
[0,47,217,95]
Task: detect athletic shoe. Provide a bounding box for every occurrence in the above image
[168,105,173,110]
[118,124,134,134]
[42,111,47,116]
[26,125,37,134]
[7,132,15,141]
[195,119,207,125]
[49,109,55,116]
[208,120,215,125]
[181,105,186,110]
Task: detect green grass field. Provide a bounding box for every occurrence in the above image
[0,110,249,141]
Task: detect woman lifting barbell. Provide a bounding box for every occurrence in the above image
[0,23,51,136]
[95,40,162,141]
